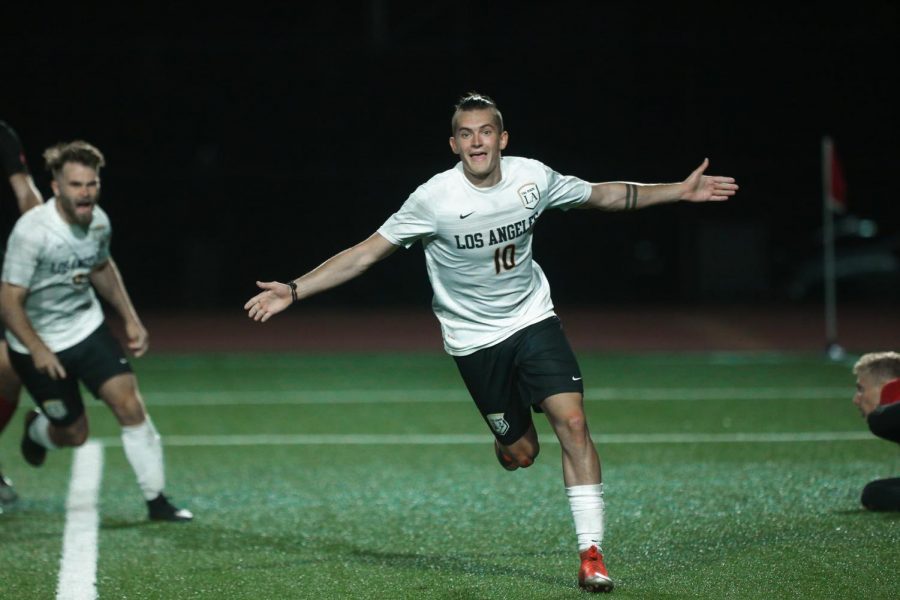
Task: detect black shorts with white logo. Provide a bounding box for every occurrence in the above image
[8,323,133,426]
[453,316,584,445]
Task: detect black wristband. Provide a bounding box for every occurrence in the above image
[287,281,298,303]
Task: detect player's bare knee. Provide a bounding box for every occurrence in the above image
[561,413,588,436]
[54,422,89,447]
[107,395,147,426]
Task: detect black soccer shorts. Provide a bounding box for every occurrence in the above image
[453,316,584,445]
[8,323,133,426]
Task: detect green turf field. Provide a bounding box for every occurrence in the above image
[1,352,898,599]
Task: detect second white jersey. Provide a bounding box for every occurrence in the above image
[378,156,591,355]
[2,199,110,353]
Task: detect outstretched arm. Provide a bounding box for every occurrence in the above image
[245,232,399,322]
[581,158,738,211]
[89,258,149,357]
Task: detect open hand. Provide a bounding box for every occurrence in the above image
[682,158,739,202]
[244,280,293,322]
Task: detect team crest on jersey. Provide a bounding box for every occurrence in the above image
[517,183,540,210]
[43,399,68,420]
[486,413,510,435]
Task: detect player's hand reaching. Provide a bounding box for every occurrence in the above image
[125,320,149,357]
[681,158,739,202]
[32,345,66,380]
[245,281,294,322]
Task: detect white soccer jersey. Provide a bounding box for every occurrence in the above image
[378,156,591,355]
[2,198,110,353]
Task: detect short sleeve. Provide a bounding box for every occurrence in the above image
[377,187,437,249]
[2,218,41,287]
[542,162,591,211]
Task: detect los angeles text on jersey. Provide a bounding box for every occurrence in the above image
[453,211,542,250]
[48,252,103,275]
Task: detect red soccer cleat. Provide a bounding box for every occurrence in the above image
[578,545,613,593]
[493,439,518,471]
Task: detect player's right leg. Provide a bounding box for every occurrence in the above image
[453,337,540,470]
[6,344,90,465]
[494,423,539,470]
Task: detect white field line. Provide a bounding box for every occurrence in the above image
[56,440,104,600]
[137,387,850,407]
[95,431,872,448]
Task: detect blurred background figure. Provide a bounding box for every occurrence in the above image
[852,351,900,511]
[0,120,43,508]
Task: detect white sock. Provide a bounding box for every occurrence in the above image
[28,412,59,450]
[566,483,604,552]
[121,417,166,501]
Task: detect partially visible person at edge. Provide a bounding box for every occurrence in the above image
[244,92,738,592]
[0,139,192,521]
[852,351,900,511]
[0,120,43,509]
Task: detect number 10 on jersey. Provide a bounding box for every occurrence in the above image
[494,244,516,273]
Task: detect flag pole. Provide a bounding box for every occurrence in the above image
[821,136,843,360]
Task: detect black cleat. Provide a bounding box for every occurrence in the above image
[21,410,47,467]
[0,470,18,504]
[147,493,194,522]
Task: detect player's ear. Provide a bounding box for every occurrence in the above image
[50,178,59,196]
[449,136,460,155]
[499,130,509,151]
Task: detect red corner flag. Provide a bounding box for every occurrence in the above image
[823,137,847,213]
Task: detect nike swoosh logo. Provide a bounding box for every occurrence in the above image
[459,211,475,219]
[572,376,582,381]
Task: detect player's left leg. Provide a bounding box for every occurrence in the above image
[541,392,611,593]
[97,373,192,522]
[79,324,191,522]
[0,341,21,504]
[516,316,611,592]
[540,392,600,486]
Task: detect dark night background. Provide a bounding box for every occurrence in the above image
[2,3,898,314]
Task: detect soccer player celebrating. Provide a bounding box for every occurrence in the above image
[852,351,900,511]
[0,140,192,522]
[244,92,738,591]
[0,120,43,508]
